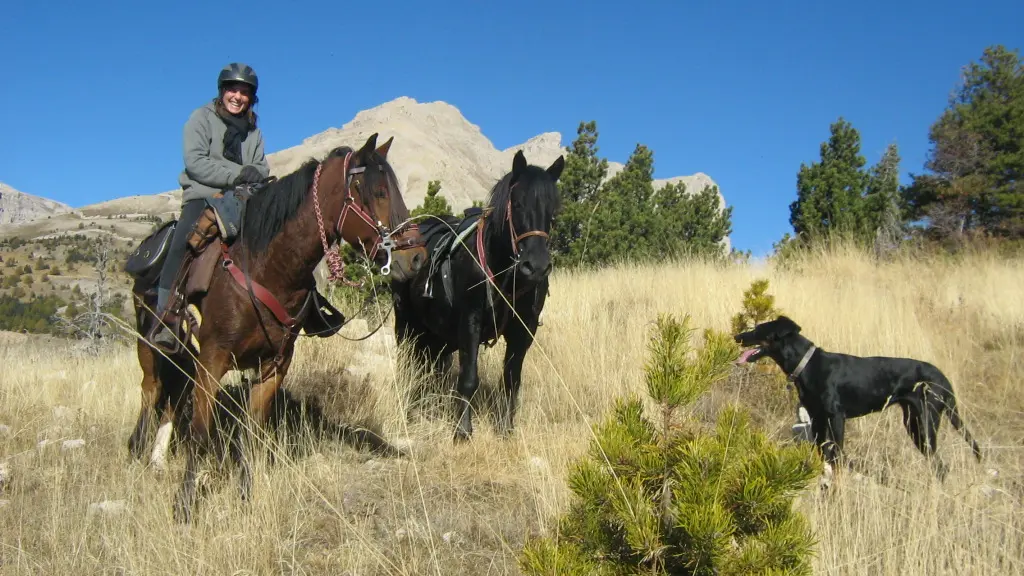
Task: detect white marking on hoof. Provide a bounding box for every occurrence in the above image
[150,422,173,473]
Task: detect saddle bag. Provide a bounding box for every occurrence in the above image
[124,220,176,283]
[187,206,220,254]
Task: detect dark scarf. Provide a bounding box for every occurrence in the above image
[216,105,252,165]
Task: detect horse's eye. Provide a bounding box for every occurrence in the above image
[375,186,388,199]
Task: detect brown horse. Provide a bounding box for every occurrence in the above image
[126,133,426,522]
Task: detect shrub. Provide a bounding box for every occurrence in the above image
[730,278,782,335]
[731,279,788,378]
[728,279,794,420]
[519,313,821,576]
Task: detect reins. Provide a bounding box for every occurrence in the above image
[473,183,549,347]
[220,150,419,362]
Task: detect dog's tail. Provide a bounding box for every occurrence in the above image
[937,379,983,462]
[946,400,982,462]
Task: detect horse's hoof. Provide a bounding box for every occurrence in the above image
[151,460,168,477]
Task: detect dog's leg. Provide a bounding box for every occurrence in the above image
[810,414,840,490]
[820,414,845,467]
[903,401,948,481]
[922,392,949,481]
[832,415,847,465]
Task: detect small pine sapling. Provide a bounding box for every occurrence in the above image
[519,313,821,576]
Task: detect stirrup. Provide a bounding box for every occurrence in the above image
[146,303,183,354]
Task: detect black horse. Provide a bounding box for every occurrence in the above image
[391,150,564,441]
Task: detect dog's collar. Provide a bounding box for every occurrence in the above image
[788,345,816,382]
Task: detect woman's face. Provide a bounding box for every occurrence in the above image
[220,82,253,116]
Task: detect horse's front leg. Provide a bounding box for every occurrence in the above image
[454,307,484,442]
[174,348,229,523]
[496,312,538,437]
[238,349,294,500]
[128,341,162,461]
[498,285,547,437]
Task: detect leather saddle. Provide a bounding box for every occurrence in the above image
[419,207,485,305]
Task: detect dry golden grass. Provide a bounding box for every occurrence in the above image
[1,245,1022,575]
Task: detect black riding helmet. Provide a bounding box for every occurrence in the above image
[217,63,259,95]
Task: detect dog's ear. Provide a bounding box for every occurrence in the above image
[773,316,802,338]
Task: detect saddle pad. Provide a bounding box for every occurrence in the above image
[419,215,461,255]
[206,186,252,243]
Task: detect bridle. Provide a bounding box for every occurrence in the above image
[310,150,421,286]
[215,150,422,368]
[476,182,549,289]
[473,182,552,347]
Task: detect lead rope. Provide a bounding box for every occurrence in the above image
[310,159,364,287]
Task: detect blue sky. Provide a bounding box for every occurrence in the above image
[1,0,1021,256]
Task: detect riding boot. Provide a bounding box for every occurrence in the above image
[157,287,171,313]
[148,287,179,351]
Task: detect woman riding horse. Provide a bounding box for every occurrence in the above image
[150,62,269,350]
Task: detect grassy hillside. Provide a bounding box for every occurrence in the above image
[0,245,1021,574]
[0,216,160,333]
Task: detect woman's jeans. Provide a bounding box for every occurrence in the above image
[156,199,207,314]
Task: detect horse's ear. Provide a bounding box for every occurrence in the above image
[547,155,565,182]
[512,150,528,180]
[375,136,394,159]
[357,133,379,159]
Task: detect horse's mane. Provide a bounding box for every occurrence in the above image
[485,172,516,231]
[242,146,409,254]
[483,165,561,239]
[242,151,336,254]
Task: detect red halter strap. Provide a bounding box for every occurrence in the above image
[309,152,389,286]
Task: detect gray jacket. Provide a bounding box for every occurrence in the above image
[178,101,270,203]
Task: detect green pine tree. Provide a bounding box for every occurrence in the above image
[409,180,453,219]
[520,313,821,576]
[789,118,871,244]
[730,278,782,335]
[551,121,609,268]
[584,144,657,265]
[653,181,733,259]
[903,45,1024,238]
[863,143,904,250]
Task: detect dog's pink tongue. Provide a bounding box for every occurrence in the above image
[735,348,757,364]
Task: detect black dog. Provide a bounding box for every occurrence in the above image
[734,316,982,480]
